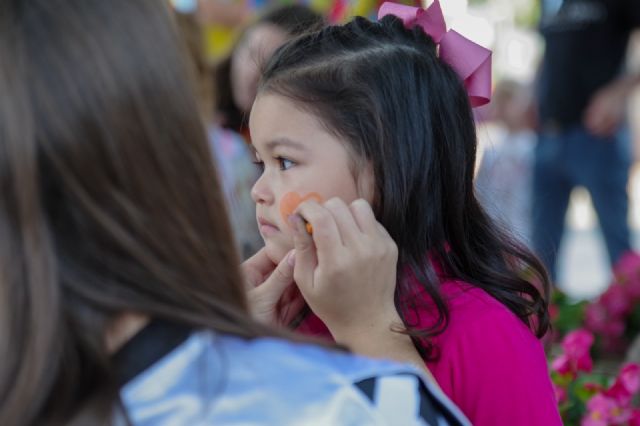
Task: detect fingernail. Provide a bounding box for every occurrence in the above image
[287,214,303,232]
[287,251,296,266]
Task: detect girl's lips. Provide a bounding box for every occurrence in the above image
[258,217,280,236]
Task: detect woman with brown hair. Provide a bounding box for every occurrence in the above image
[0,0,467,424]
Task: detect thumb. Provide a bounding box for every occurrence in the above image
[257,250,296,299]
[290,215,317,294]
[241,247,274,290]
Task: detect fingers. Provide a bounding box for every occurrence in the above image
[241,247,274,290]
[583,90,623,138]
[290,214,318,293]
[276,287,306,325]
[584,106,614,137]
[585,115,617,138]
[323,198,362,244]
[265,250,296,295]
[252,249,295,299]
[349,199,381,235]
[295,200,343,256]
[243,247,276,275]
[246,250,296,324]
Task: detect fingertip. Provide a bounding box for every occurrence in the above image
[287,250,296,267]
[287,214,304,232]
[350,198,373,214]
[323,197,344,210]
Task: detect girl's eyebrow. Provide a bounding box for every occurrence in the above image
[265,137,309,152]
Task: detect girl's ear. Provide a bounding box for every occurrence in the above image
[357,161,375,204]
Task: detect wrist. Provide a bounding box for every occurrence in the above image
[331,310,409,356]
[330,310,434,380]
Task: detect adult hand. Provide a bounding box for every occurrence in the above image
[583,77,635,137]
[290,198,400,343]
[242,248,302,325]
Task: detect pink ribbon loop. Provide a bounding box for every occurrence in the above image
[378,1,492,107]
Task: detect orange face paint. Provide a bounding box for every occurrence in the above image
[280,191,323,234]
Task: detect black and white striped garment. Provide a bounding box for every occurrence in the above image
[114,320,470,425]
[354,374,466,426]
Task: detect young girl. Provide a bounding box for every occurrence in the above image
[249,2,562,424]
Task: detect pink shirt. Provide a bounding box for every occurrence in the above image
[297,278,561,426]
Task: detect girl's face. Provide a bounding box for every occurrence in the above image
[249,94,374,264]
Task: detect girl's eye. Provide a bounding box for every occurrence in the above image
[277,157,295,171]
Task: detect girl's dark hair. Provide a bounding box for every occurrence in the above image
[260,16,551,359]
[214,5,325,132]
[0,0,272,424]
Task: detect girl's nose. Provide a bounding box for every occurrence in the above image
[251,172,274,205]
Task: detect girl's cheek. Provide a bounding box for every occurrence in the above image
[280,222,295,243]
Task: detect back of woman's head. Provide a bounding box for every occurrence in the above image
[260,16,550,356]
[0,0,262,423]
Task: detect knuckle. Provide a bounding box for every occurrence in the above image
[351,198,368,208]
[351,198,371,213]
[324,197,343,210]
[273,266,290,282]
[314,209,333,229]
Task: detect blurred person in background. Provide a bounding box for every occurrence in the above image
[214,5,325,138]
[175,4,262,258]
[476,80,537,246]
[534,0,640,281]
[0,0,470,425]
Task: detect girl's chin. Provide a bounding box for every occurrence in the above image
[264,240,294,265]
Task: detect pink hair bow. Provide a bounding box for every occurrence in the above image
[378,1,492,107]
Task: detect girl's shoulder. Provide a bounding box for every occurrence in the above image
[443,280,538,347]
[411,279,525,330]
[422,281,561,426]
[440,280,520,324]
[408,278,540,355]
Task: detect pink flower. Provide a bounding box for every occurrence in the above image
[581,416,608,426]
[600,284,632,317]
[563,329,595,353]
[556,329,594,374]
[603,318,626,339]
[613,251,640,283]
[629,409,640,426]
[582,394,616,426]
[627,278,640,300]
[585,303,609,334]
[583,394,632,425]
[581,417,607,426]
[551,354,571,375]
[605,363,640,406]
[617,363,640,394]
[553,383,567,404]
